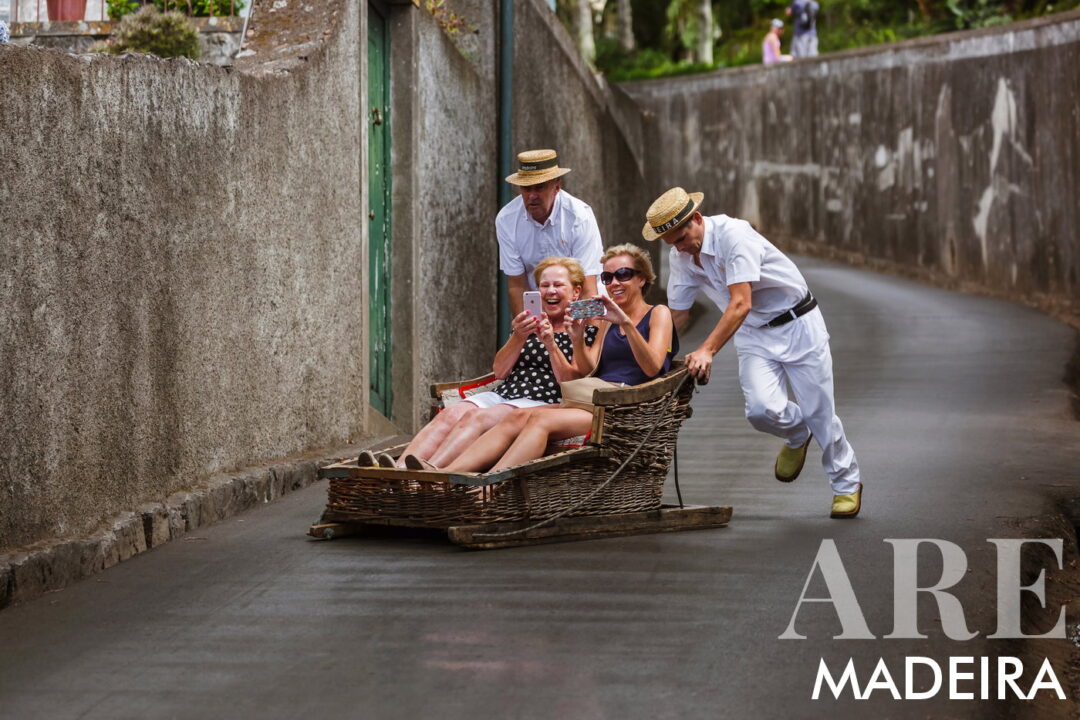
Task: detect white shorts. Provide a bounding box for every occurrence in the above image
[464,391,548,410]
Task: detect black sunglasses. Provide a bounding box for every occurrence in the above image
[600,267,639,285]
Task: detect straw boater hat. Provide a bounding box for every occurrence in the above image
[505,149,573,186]
[641,187,704,241]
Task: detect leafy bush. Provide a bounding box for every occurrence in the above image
[106,0,140,20]
[154,0,244,17]
[106,0,243,20]
[945,0,1012,28]
[595,36,720,81]
[96,6,200,59]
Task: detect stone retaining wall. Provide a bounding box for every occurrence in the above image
[620,11,1080,324]
[8,18,243,65]
[0,1,366,553]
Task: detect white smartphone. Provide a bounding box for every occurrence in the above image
[523,291,542,318]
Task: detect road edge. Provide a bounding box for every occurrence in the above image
[0,435,406,611]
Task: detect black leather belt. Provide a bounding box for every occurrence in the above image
[763,291,817,328]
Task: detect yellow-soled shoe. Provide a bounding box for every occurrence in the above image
[774,433,813,482]
[830,483,863,518]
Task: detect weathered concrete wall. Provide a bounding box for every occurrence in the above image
[621,11,1080,323]
[410,2,498,423]
[511,0,654,289]
[0,0,367,551]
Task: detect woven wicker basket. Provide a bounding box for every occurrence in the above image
[320,366,695,529]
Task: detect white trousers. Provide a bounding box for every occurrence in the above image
[735,308,860,495]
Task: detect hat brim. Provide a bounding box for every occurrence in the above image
[641,192,704,242]
[505,166,572,186]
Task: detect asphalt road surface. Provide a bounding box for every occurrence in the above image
[1,257,1078,719]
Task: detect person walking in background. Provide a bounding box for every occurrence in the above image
[786,0,820,58]
[762,19,786,65]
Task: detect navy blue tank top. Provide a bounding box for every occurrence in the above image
[595,306,679,385]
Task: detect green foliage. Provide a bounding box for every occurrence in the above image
[945,0,1012,28]
[96,5,201,59]
[106,0,140,21]
[664,0,701,53]
[595,36,718,81]
[595,0,1080,81]
[153,0,244,18]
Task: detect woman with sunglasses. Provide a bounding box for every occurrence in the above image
[443,244,678,473]
[363,257,600,470]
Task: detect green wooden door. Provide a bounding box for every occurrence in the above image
[368,1,392,417]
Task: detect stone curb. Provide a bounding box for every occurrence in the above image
[0,436,405,610]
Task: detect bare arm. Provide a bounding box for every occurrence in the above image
[581,275,599,299]
[671,308,691,335]
[569,318,603,377]
[536,314,584,383]
[492,310,538,379]
[684,282,752,382]
[506,273,528,318]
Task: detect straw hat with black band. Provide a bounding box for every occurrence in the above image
[505,149,573,187]
[641,187,705,242]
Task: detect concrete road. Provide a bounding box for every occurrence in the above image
[1,257,1078,719]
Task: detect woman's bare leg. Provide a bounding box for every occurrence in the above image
[443,408,540,473]
[428,404,517,468]
[395,402,475,467]
[491,408,593,471]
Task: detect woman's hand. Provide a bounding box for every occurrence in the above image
[598,295,631,327]
[566,316,586,344]
[511,310,540,339]
[537,313,556,346]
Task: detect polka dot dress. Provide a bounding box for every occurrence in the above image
[498,326,599,404]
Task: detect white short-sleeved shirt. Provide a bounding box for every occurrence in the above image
[666,215,808,329]
[496,190,604,289]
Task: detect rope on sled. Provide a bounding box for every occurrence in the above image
[472,373,693,539]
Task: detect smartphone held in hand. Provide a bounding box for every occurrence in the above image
[567,298,607,320]
[523,291,542,319]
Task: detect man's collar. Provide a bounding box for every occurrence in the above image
[699,215,718,257]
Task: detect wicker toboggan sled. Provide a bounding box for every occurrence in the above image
[309,363,732,549]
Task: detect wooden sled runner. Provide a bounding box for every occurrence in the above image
[309,364,732,549]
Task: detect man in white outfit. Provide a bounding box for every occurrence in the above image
[642,187,862,517]
[497,149,604,317]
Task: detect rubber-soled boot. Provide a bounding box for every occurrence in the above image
[830,483,863,518]
[774,433,813,482]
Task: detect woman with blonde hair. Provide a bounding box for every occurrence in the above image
[444,244,678,472]
[362,257,599,469]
